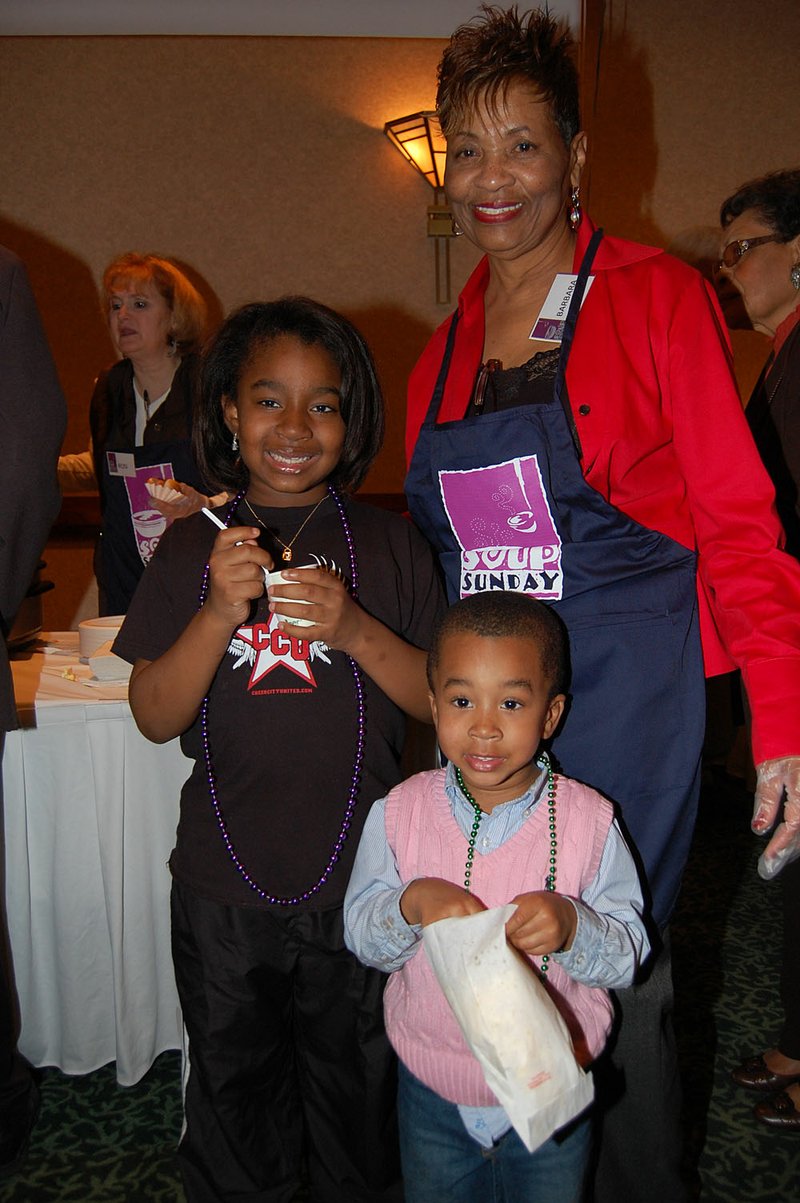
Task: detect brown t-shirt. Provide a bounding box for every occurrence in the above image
[114,496,445,911]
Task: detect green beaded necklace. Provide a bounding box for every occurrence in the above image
[455,753,558,976]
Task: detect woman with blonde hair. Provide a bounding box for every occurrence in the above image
[61,252,219,613]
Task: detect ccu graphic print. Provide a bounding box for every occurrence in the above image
[439,455,563,600]
[226,615,333,694]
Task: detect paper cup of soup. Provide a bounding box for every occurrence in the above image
[266,565,317,627]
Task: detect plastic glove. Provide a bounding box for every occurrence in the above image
[751,757,800,880]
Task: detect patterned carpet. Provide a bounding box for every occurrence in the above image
[673,770,800,1202]
[0,1053,184,1201]
[1,772,798,1201]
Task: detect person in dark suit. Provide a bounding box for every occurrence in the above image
[0,245,66,1173]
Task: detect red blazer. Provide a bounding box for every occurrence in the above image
[406,217,800,765]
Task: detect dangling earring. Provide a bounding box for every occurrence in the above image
[451,218,463,237]
[569,187,581,231]
[231,432,239,453]
[167,334,178,358]
[791,264,800,290]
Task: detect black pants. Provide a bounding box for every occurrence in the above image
[591,935,689,1203]
[171,881,402,1203]
[779,856,800,1059]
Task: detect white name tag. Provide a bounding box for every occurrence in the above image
[106,451,136,477]
[529,273,595,342]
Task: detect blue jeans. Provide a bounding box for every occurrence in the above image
[398,1063,592,1203]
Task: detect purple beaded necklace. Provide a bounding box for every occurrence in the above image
[197,484,365,906]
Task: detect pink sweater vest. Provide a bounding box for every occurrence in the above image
[383,769,615,1107]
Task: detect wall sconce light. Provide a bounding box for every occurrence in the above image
[384,111,454,304]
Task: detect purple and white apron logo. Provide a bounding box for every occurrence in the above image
[439,456,563,601]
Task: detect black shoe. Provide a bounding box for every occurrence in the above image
[0,1081,41,1177]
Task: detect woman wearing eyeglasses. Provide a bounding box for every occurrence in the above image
[720,169,800,1134]
[404,9,800,1200]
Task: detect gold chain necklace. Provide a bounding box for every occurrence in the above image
[241,494,328,562]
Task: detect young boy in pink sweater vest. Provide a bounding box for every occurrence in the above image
[344,592,649,1202]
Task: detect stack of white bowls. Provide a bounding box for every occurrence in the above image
[78,616,125,662]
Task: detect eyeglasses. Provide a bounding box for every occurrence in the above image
[717,235,779,272]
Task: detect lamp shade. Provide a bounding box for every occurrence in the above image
[384,112,446,190]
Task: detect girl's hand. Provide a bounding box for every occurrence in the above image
[267,560,432,725]
[204,527,274,629]
[267,565,362,648]
[505,891,577,957]
[400,877,486,927]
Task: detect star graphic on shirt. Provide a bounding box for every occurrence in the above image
[231,618,318,688]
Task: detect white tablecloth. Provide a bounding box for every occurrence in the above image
[2,633,191,1085]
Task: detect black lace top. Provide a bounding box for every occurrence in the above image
[465,347,561,417]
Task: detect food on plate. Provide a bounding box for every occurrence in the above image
[146,476,181,491]
[145,478,188,504]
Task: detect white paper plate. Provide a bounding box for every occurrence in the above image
[88,640,133,682]
[145,480,184,505]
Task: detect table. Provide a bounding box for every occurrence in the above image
[2,633,191,1085]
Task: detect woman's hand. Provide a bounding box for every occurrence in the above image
[400,877,486,927]
[204,526,274,630]
[505,891,577,957]
[752,756,800,879]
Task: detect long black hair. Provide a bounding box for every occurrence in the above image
[195,296,385,495]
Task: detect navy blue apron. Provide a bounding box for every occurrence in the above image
[405,232,705,927]
[99,395,201,616]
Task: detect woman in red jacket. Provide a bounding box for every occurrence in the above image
[404,8,800,1201]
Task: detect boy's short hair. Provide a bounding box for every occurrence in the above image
[427,592,569,698]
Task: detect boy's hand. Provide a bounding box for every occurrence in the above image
[505,891,577,957]
[400,877,486,927]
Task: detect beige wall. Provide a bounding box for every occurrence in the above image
[0,34,482,497]
[2,4,798,626]
[583,0,799,398]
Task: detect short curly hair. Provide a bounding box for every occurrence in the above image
[720,169,800,241]
[102,252,207,352]
[427,592,570,699]
[436,5,580,148]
